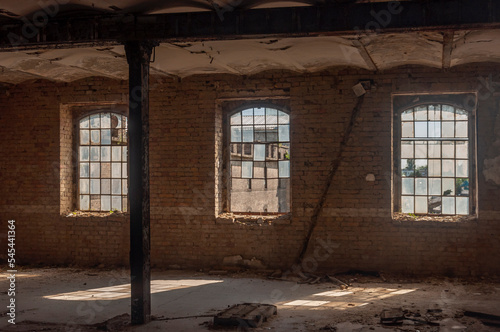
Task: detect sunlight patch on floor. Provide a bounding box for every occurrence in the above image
[44,279,223,301]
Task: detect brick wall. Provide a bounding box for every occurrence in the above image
[0,65,499,276]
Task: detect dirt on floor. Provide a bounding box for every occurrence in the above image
[0,267,500,332]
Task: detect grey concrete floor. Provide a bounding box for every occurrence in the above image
[0,268,500,331]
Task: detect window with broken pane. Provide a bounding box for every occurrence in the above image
[79,112,128,212]
[229,107,290,213]
[400,104,469,215]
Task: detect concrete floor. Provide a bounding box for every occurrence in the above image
[1,268,500,331]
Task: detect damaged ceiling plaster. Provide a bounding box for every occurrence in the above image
[1,30,500,84]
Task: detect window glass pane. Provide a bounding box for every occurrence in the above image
[254,107,265,116]
[90,163,100,178]
[442,141,454,158]
[414,106,427,120]
[242,161,253,178]
[91,195,100,211]
[231,126,242,142]
[442,105,455,120]
[91,130,100,144]
[101,129,111,145]
[401,196,414,213]
[402,122,414,137]
[112,146,122,161]
[254,144,265,161]
[279,160,290,178]
[456,160,468,178]
[242,126,253,142]
[80,179,89,194]
[429,178,441,195]
[90,179,100,194]
[415,122,427,137]
[101,113,111,128]
[415,159,427,177]
[428,105,440,120]
[442,178,455,196]
[267,162,278,178]
[401,141,413,158]
[122,146,128,161]
[80,163,89,178]
[278,125,290,142]
[255,126,266,142]
[455,121,468,138]
[80,130,89,145]
[112,163,121,178]
[90,114,100,128]
[123,197,128,212]
[401,109,413,121]
[428,141,441,158]
[266,126,278,142]
[456,141,468,159]
[242,108,253,118]
[415,196,427,213]
[278,111,289,124]
[456,197,469,215]
[101,195,111,211]
[455,108,468,120]
[415,178,427,195]
[254,162,265,178]
[90,147,100,161]
[456,178,469,196]
[266,108,278,124]
[101,163,111,178]
[428,196,441,214]
[415,141,427,158]
[101,146,111,162]
[112,196,122,211]
[442,160,455,177]
[442,197,455,214]
[112,179,121,195]
[80,147,89,161]
[231,161,242,178]
[80,195,89,210]
[231,112,241,125]
[428,121,441,137]
[122,179,128,195]
[101,179,110,195]
[442,122,454,137]
[80,116,89,128]
[428,160,441,177]
[401,159,414,177]
[122,163,127,178]
[402,178,414,195]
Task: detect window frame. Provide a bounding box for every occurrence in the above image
[224,104,292,215]
[76,110,129,212]
[392,94,477,217]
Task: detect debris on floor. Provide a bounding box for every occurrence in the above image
[464,309,500,327]
[213,303,277,328]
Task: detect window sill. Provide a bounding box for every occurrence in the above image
[63,211,129,219]
[216,213,291,225]
[392,212,477,225]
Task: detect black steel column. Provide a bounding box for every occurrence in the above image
[125,40,156,325]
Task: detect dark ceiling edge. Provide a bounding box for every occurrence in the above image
[0,0,498,50]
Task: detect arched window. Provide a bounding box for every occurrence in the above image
[399,104,471,215]
[229,107,290,213]
[78,112,128,212]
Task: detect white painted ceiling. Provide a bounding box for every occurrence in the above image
[1,29,500,84]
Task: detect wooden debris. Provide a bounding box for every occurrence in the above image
[214,303,277,328]
[464,310,500,327]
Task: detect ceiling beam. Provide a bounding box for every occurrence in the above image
[442,31,454,69]
[1,0,500,50]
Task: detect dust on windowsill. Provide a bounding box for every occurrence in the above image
[217,212,291,225]
[65,211,128,218]
[392,212,476,223]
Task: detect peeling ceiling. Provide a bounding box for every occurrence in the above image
[1,29,500,84]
